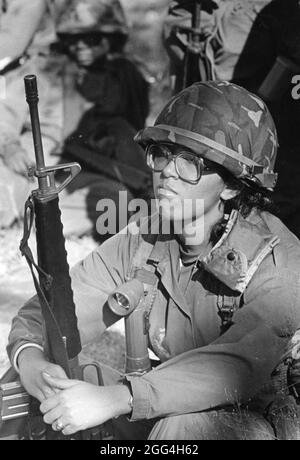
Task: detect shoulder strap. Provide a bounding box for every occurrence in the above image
[127,237,157,283]
[125,215,161,334]
[126,213,160,284]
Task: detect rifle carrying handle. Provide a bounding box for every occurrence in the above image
[31,162,82,200]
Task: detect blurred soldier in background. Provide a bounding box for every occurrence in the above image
[163,0,300,239]
[0,0,60,228]
[56,0,149,177]
[0,0,150,237]
[163,0,273,91]
[52,0,150,236]
[0,0,48,65]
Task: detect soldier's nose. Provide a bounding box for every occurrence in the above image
[76,40,88,49]
[161,159,178,179]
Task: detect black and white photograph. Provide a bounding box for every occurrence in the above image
[0,0,300,444]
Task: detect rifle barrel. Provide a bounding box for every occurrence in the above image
[24,75,47,188]
[193,2,202,31]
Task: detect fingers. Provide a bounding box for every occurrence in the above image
[33,389,48,403]
[42,406,62,426]
[40,393,60,414]
[41,385,59,400]
[40,367,68,398]
[42,372,79,390]
[40,393,78,436]
[62,424,77,436]
[43,364,69,380]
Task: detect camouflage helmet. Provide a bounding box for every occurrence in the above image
[135,81,278,190]
[56,0,128,36]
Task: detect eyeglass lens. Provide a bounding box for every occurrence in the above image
[58,33,103,48]
[147,144,202,182]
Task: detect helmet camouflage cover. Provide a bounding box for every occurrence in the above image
[56,0,128,35]
[135,81,278,190]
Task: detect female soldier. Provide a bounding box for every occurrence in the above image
[7,81,300,440]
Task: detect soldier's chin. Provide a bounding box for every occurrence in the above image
[76,55,94,67]
[156,198,184,222]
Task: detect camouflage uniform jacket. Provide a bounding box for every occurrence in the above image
[7,209,300,421]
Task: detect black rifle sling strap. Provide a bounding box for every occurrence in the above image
[126,218,160,336]
[19,197,71,376]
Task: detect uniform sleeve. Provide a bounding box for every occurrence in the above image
[7,228,138,365]
[0,70,29,158]
[127,266,300,420]
[0,0,46,62]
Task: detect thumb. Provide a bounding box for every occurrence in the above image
[42,372,79,389]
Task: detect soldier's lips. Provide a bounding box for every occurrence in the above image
[156,186,178,198]
[75,52,93,66]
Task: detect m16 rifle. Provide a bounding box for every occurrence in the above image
[0,75,154,440]
[0,75,106,440]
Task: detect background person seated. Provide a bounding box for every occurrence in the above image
[0,0,150,237]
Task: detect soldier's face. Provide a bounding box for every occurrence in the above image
[152,147,227,225]
[69,36,109,67]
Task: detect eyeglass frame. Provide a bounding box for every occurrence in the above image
[57,32,105,48]
[145,143,214,185]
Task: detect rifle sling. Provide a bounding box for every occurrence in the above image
[19,197,71,377]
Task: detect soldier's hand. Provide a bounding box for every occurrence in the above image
[40,374,132,435]
[3,145,34,177]
[17,347,68,402]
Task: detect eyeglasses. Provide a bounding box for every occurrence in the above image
[146,143,213,184]
[57,32,104,48]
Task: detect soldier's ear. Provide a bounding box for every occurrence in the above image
[220,187,239,202]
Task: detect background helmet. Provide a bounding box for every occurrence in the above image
[56,0,128,36]
[135,81,278,190]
